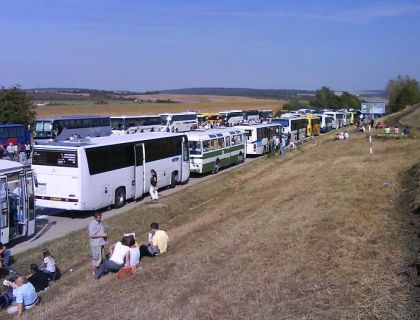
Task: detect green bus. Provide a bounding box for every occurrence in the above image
[185,128,246,174]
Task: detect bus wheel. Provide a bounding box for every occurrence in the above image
[213,160,220,174]
[114,187,126,208]
[170,172,179,188]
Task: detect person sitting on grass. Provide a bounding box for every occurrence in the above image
[95,235,133,280]
[139,222,169,260]
[27,264,49,292]
[5,276,39,317]
[40,249,56,280]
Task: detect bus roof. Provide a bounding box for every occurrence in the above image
[0,124,25,128]
[159,112,197,116]
[110,115,160,119]
[218,110,243,114]
[36,115,109,121]
[235,123,282,129]
[0,159,24,174]
[185,128,244,141]
[33,132,186,150]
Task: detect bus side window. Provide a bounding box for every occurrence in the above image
[225,136,230,147]
[218,138,224,149]
[203,140,210,152]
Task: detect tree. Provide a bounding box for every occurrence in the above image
[309,86,340,109]
[283,95,309,111]
[0,86,35,125]
[338,91,361,110]
[386,75,420,113]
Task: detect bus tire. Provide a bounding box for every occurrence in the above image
[213,160,220,174]
[114,187,126,209]
[170,172,179,188]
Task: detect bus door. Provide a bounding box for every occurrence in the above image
[134,144,145,198]
[181,136,190,182]
[24,171,36,237]
[0,176,9,244]
[17,174,27,236]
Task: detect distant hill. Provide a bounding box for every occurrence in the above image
[158,87,316,99]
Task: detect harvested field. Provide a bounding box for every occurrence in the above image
[5,110,420,319]
[35,95,284,118]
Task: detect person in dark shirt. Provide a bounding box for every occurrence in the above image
[27,264,49,292]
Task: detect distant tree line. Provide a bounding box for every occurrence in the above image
[283,86,362,111]
[0,86,35,125]
[386,75,420,113]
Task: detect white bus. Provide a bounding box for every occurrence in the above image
[0,160,36,244]
[324,111,345,129]
[160,112,198,132]
[34,115,112,144]
[258,110,273,122]
[272,115,308,142]
[319,114,334,133]
[186,128,246,174]
[242,110,260,123]
[218,110,244,126]
[32,132,190,211]
[235,123,282,155]
[111,115,161,135]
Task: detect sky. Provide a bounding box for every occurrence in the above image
[1,0,420,92]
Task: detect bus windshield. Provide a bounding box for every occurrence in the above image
[111,118,125,131]
[33,150,78,167]
[34,121,53,138]
[272,119,289,127]
[188,141,202,155]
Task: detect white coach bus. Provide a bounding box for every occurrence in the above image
[32,133,190,211]
[272,115,308,142]
[235,123,282,155]
[323,111,345,129]
[160,112,198,132]
[0,160,36,244]
[185,128,246,174]
[111,115,161,135]
[218,110,244,126]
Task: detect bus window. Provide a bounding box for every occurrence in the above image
[203,140,211,152]
[244,130,252,141]
[189,141,202,155]
[225,136,231,147]
[218,138,225,149]
[211,139,217,150]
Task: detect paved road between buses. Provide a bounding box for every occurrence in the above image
[11,157,259,255]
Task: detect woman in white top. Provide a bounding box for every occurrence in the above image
[95,236,133,279]
[41,249,56,280]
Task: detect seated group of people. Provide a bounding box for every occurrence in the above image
[94,222,169,280]
[0,248,60,316]
[335,131,350,140]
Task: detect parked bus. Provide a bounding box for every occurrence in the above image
[0,124,31,148]
[0,159,35,244]
[34,115,112,144]
[319,114,334,133]
[242,110,260,123]
[160,112,198,132]
[32,132,190,211]
[323,111,345,129]
[197,113,223,127]
[186,128,246,174]
[218,110,244,126]
[111,115,161,135]
[272,115,308,142]
[258,110,273,122]
[235,123,282,155]
[305,115,321,136]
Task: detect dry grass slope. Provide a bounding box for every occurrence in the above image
[6,125,419,320]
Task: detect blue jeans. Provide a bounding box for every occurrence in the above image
[95,260,123,279]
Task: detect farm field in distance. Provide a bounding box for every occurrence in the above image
[10,104,420,319]
[35,94,285,117]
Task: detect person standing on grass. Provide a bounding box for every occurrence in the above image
[279,136,287,157]
[150,169,158,200]
[139,222,169,259]
[88,212,107,275]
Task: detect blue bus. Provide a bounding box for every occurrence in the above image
[33,115,112,144]
[0,124,31,148]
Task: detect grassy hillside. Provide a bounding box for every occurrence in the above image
[5,110,420,319]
